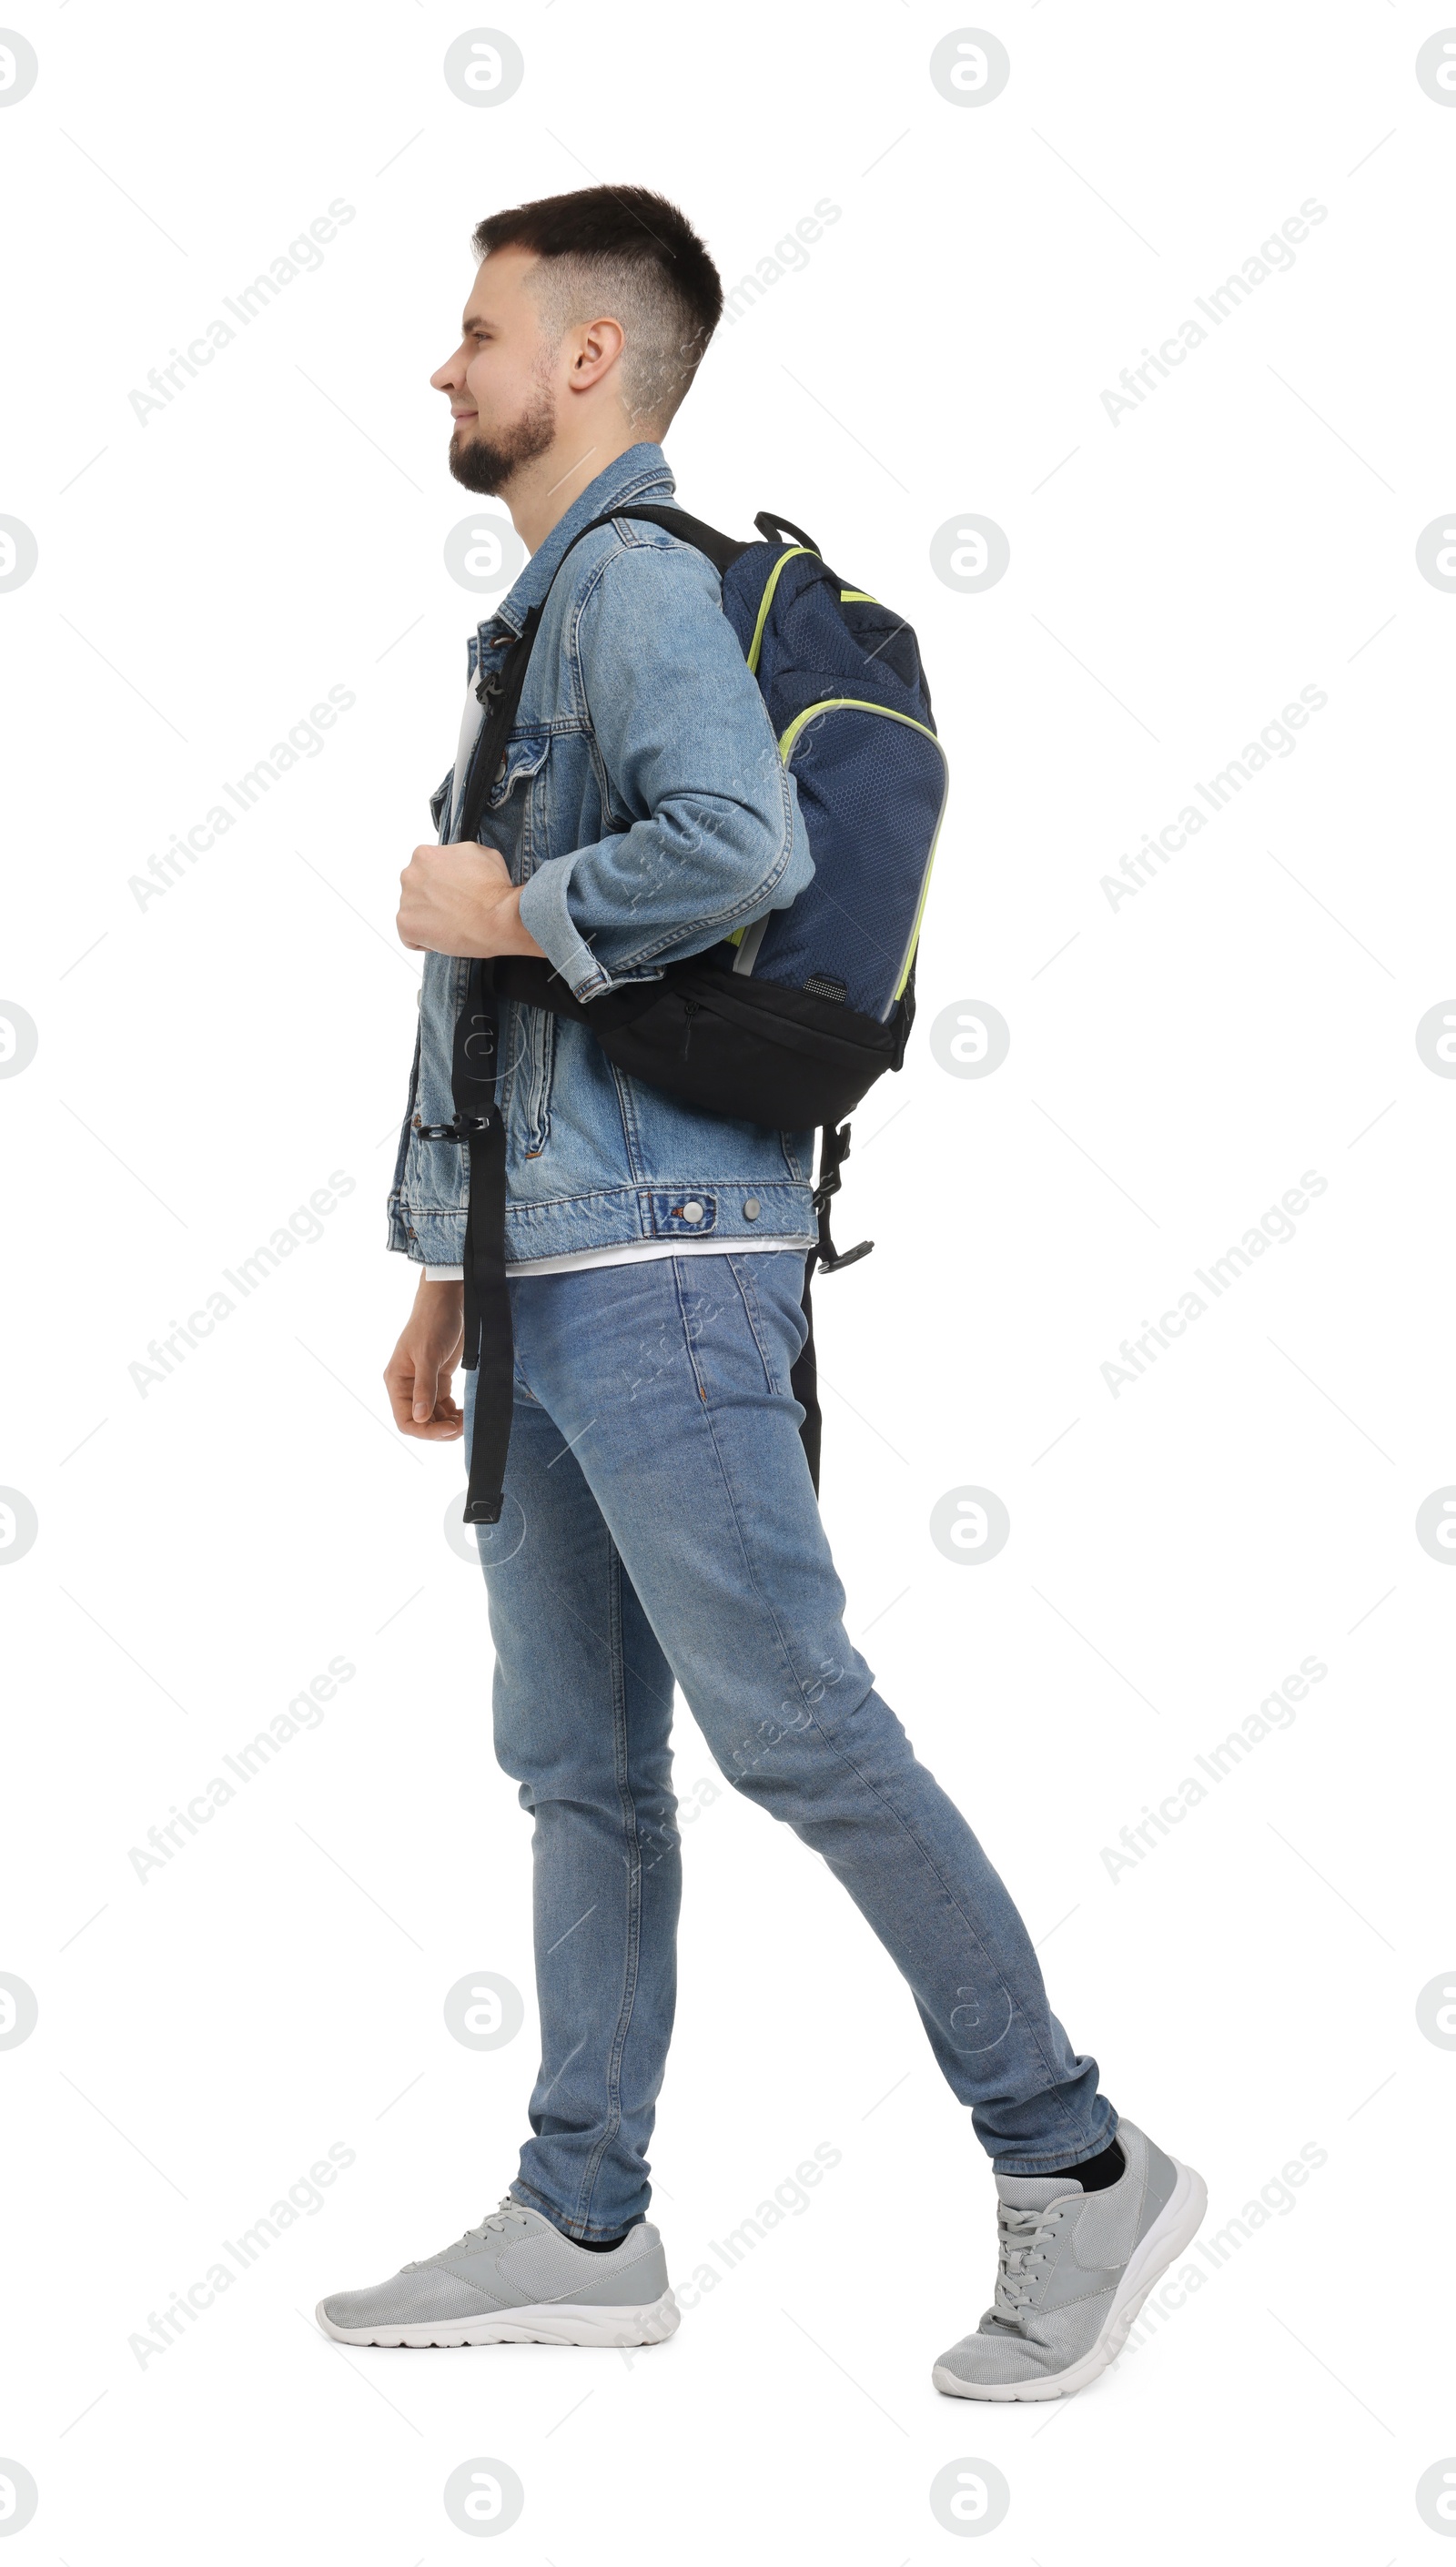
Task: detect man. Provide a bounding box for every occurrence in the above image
[315,187,1205,2398]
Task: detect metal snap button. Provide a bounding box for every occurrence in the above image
[743,1198,761,1219]
[681,1199,704,1224]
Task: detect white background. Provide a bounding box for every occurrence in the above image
[3,0,1454,2557]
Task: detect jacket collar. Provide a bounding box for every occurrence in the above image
[483,442,677,641]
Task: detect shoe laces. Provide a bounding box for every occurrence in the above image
[462,2195,532,2244]
[403,2196,530,2271]
[992,2199,1069,2319]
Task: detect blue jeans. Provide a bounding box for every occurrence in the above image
[465,1251,1114,2241]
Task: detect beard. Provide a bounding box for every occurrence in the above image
[448,380,556,494]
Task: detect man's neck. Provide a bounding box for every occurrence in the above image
[505,427,651,554]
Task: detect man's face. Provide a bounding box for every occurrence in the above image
[431,245,557,494]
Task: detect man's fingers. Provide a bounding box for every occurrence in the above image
[382,1356,416,1431]
[398,849,434,950]
[384,1326,465,1439]
[384,1340,430,1430]
[408,1348,439,1422]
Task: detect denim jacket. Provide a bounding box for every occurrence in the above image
[387,445,819,1269]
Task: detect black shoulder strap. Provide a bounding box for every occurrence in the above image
[454,504,751,848]
[600,503,749,576]
[455,600,544,849]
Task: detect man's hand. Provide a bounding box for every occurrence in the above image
[397,840,547,959]
[384,1275,466,1439]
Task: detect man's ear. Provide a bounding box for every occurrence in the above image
[567,315,625,394]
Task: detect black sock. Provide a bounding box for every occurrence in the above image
[1046,2136,1125,2192]
[559,2223,636,2251]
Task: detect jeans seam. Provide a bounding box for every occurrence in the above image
[510,2176,632,2245]
[991,2107,1119,2177]
[724,1254,779,1395]
[571,1531,645,2232]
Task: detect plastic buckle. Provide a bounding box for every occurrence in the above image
[416,1111,493,1142]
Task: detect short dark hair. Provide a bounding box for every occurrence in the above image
[471,186,723,429]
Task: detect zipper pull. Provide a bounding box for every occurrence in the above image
[681,995,700,1058]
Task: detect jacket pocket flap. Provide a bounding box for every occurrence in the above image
[487,733,552,810]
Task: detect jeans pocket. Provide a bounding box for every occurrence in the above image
[726,1251,808,1398]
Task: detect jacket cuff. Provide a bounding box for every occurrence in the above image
[517,858,613,1001]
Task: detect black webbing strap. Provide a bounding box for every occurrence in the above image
[456,601,543,851]
[453,959,512,1523]
[419,602,548,1524]
[601,502,749,576]
[789,1123,875,1494]
[753,509,820,552]
[417,964,511,1523]
[790,1251,822,1494]
[812,1121,873,1273]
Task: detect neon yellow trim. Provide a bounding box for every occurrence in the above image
[776,696,940,761]
[891,802,948,1000]
[775,697,949,1006]
[747,546,814,673]
[839,589,878,603]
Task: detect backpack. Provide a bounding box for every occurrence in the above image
[434,505,949,1524]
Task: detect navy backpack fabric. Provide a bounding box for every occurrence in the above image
[712,513,947,1028]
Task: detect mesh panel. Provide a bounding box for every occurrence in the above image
[717,537,943,1026]
[322,2267,495,2327]
[996,2174,1079,2209]
[837,603,921,690]
[754,708,945,1018]
[496,2232,654,2304]
[936,2330,1053,2386]
[1068,2182,1139,2270]
[937,2291,1108,2384]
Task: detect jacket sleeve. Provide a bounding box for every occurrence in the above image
[515,536,814,1001]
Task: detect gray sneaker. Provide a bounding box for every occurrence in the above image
[933,2119,1207,2401]
[316,2197,680,2350]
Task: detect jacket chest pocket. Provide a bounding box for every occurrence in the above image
[514,1003,557,1158]
[485,733,552,874]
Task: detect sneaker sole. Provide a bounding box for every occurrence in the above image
[931,2156,1208,2402]
[315,2288,681,2350]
